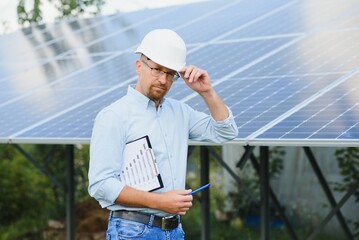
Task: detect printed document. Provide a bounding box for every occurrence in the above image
[119,136,163,192]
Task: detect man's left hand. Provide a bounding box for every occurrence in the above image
[179,65,213,95]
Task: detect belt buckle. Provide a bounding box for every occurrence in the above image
[161,215,176,230]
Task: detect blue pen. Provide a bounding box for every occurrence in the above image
[190,183,211,195]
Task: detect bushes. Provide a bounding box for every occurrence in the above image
[0,144,90,240]
[0,145,51,239]
[334,147,359,237]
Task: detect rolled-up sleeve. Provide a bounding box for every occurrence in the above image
[214,106,238,137]
[88,109,126,208]
[189,105,238,143]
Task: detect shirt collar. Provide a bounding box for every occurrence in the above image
[127,85,166,109]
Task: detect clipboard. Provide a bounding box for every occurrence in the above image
[119,135,164,192]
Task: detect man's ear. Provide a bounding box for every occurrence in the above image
[135,60,141,74]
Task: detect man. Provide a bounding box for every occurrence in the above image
[88,29,238,239]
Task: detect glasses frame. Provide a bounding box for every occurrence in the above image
[141,60,180,82]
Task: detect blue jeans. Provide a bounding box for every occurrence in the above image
[106,214,185,240]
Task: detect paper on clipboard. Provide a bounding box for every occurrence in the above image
[119,136,163,192]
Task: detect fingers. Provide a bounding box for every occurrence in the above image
[173,190,193,215]
[177,194,193,215]
[178,212,187,216]
[178,208,190,215]
[176,189,192,195]
[160,189,194,215]
[177,202,192,215]
[180,65,208,83]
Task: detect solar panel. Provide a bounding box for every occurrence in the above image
[253,74,359,146]
[0,0,358,146]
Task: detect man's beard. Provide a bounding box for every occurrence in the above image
[148,84,168,102]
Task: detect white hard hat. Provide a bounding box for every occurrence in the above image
[135,29,186,72]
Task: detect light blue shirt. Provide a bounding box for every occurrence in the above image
[88,86,238,216]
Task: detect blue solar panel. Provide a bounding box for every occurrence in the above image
[254,74,359,144]
[16,87,128,142]
[0,53,137,138]
[185,74,344,139]
[0,0,358,146]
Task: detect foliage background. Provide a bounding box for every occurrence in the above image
[0,144,90,240]
[0,144,356,239]
[16,0,105,26]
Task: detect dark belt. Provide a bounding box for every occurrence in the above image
[111,210,179,230]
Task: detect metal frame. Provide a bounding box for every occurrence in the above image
[307,181,359,240]
[66,145,75,240]
[194,146,256,239]
[249,149,298,240]
[206,146,256,201]
[260,146,270,240]
[12,144,75,240]
[236,145,357,240]
[303,147,355,240]
[201,145,298,240]
[10,143,358,240]
[200,146,210,240]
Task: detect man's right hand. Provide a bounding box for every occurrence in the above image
[157,190,193,215]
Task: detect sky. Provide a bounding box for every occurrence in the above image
[0,0,205,35]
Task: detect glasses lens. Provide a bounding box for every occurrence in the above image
[151,68,161,77]
[166,72,180,82]
[165,74,174,82]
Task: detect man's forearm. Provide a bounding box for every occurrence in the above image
[201,89,229,121]
[114,186,193,215]
[115,185,158,209]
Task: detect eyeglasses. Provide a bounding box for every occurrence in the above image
[141,60,180,82]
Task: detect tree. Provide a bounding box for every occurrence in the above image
[17,0,105,26]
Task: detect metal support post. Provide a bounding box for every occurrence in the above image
[206,146,257,202]
[200,146,210,240]
[237,145,255,169]
[66,145,75,240]
[13,144,63,189]
[249,153,298,240]
[303,147,353,239]
[12,144,75,239]
[307,181,359,240]
[260,146,270,240]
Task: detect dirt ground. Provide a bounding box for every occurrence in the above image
[43,198,108,240]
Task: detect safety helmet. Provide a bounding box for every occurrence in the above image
[135,29,186,72]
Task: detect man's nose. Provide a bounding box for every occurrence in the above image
[158,73,167,84]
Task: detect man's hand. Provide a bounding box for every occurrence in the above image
[157,190,193,215]
[179,65,229,121]
[180,65,213,96]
